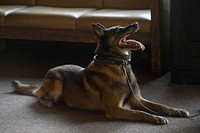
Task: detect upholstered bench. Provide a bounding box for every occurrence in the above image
[0,0,164,76]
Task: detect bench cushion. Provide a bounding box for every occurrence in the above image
[0,5,28,26]
[77,9,151,32]
[36,0,102,8]
[103,0,150,9]
[5,6,97,30]
[0,0,35,6]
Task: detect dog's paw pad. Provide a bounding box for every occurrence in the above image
[40,99,53,107]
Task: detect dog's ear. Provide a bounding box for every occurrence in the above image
[92,23,105,38]
[96,23,106,29]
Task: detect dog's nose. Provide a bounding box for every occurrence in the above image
[132,22,139,28]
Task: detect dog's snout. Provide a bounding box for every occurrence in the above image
[132,22,139,28]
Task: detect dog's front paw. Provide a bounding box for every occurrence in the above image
[178,109,189,118]
[154,116,169,125]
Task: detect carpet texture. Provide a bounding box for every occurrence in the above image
[0,42,200,133]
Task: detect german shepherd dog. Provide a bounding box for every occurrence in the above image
[12,22,189,125]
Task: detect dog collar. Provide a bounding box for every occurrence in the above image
[93,55,131,66]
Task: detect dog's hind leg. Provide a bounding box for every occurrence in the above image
[33,79,63,107]
[12,80,38,96]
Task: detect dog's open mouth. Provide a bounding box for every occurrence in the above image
[118,35,145,51]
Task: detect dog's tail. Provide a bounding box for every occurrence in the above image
[12,80,38,96]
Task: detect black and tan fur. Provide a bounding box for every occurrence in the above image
[12,22,189,125]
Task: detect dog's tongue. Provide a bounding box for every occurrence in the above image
[126,39,145,51]
[120,37,145,51]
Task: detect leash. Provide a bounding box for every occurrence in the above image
[121,64,200,118]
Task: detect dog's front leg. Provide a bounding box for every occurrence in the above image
[105,107,168,125]
[128,96,189,117]
[140,98,189,117]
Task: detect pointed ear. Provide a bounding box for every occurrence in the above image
[92,23,105,38]
[96,23,107,29]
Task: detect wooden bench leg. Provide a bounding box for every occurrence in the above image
[0,39,6,51]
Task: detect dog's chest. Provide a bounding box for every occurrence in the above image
[91,65,134,96]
